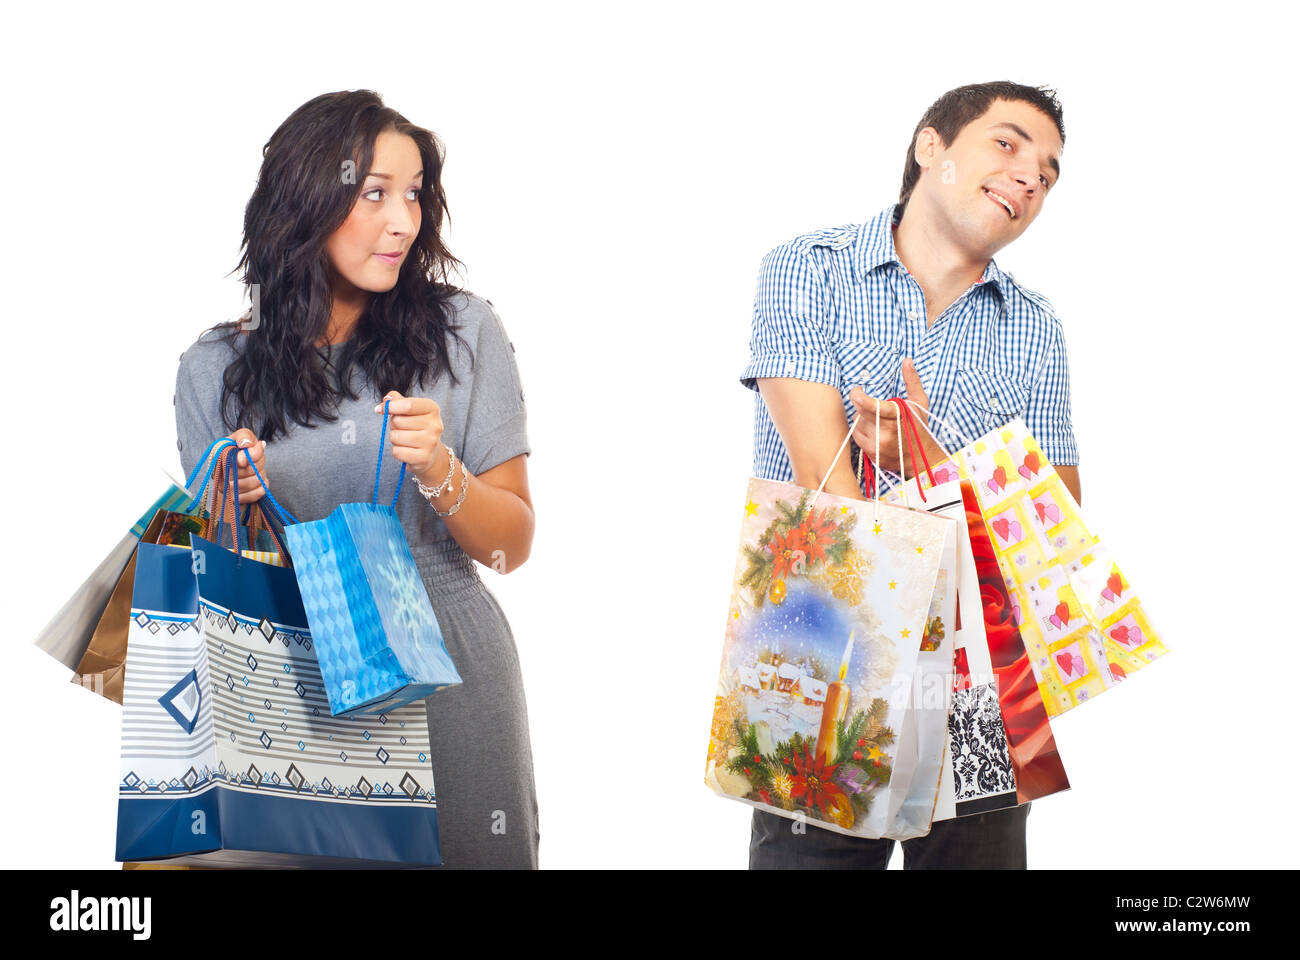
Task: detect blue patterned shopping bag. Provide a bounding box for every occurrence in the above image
[116,444,443,866]
[279,400,462,717]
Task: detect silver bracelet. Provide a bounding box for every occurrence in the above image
[434,460,469,517]
[413,444,457,499]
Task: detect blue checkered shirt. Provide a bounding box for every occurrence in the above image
[741,204,1078,489]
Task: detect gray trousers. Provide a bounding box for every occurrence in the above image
[749,802,1031,870]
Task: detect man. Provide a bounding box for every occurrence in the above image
[741,81,1078,869]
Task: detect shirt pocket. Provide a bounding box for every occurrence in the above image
[948,366,1032,441]
[837,339,902,397]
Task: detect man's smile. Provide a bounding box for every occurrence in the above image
[982,186,1019,220]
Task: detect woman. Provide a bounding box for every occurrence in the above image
[173,90,538,868]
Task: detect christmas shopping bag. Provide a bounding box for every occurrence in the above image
[890,489,957,837]
[282,399,461,718]
[73,439,286,703]
[864,402,960,837]
[116,449,442,867]
[706,407,957,839]
[34,482,196,670]
[889,403,1168,717]
[878,404,1071,818]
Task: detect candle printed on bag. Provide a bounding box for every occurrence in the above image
[706,479,951,836]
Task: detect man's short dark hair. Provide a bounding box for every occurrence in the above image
[898,81,1065,214]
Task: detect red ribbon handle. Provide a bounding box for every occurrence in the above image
[857,396,934,502]
[890,396,935,502]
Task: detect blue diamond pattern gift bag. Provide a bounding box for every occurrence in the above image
[282,400,462,717]
[116,444,443,866]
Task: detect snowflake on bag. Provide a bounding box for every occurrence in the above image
[375,538,436,643]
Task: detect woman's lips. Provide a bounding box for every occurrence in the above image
[373,252,401,265]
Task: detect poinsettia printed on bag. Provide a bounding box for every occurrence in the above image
[706,477,954,839]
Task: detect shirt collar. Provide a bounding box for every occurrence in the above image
[854,203,1013,303]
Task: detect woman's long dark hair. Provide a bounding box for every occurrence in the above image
[206,89,470,442]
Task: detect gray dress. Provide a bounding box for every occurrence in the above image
[173,291,539,869]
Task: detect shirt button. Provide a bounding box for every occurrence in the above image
[907,310,919,321]
[860,367,871,378]
[784,359,795,375]
[989,397,1000,409]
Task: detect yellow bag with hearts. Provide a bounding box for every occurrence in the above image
[881,407,1168,717]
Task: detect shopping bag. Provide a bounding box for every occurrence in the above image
[706,408,957,839]
[890,484,958,837]
[919,480,1073,820]
[884,403,1168,716]
[116,446,442,867]
[858,401,962,836]
[73,439,284,703]
[949,479,1070,805]
[34,482,196,671]
[282,399,461,718]
[880,455,1019,820]
[877,403,1072,818]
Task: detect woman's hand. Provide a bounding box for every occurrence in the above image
[220,428,269,503]
[375,391,449,483]
[376,389,534,572]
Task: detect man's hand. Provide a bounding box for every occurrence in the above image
[848,358,949,475]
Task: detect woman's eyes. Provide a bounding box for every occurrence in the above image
[363,187,421,201]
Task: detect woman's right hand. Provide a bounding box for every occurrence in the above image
[221,428,268,503]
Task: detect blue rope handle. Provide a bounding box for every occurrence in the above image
[242,453,298,526]
[183,436,235,489]
[372,397,407,510]
[183,437,238,505]
[185,436,299,527]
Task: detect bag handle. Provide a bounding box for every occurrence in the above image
[816,394,927,516]
[902,399,974,451]
[813,399,900,525]
[851,396,951,504]
[894,397,937,489]
[213,445,244,555]
[890,397,934,504]
[206,452,294,565]
[371,397,407,510]
[184,437,239,507]
[214,445,300,527]
[202,449,230,543]
[186,434,299,540]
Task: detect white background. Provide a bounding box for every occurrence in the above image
[2,1,1295,869]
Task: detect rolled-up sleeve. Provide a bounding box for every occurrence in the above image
[1024,321,1079,466]
[740,243,840,391]
[459,302,530,477]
